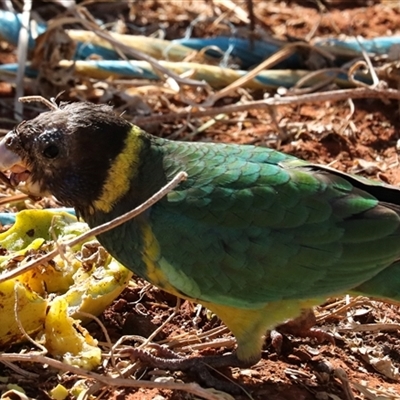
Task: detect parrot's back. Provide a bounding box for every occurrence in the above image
[88,135,400,309]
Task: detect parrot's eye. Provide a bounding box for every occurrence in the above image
[43,144,59,159]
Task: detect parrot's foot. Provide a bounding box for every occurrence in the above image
[271,308,334,353]
[124,346,251,394]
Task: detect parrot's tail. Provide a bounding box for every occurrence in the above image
[352,260,400,303]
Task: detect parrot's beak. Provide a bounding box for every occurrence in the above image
[0,133,22,171]
[0,133,43,197]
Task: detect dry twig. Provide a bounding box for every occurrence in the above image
[0,352,233,400]
[134,87,400,126]
[0,171,187,283]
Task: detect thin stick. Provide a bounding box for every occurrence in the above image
[0,193,29,206]
[14,285,48,354]
[0,171,187,283]
[73,7,207,89]
[201,42,335,107]
[0,353,232,400]
[77,311,113,349]
[19,96,59,110]
[140,298,181,348]
[133,87,400,125]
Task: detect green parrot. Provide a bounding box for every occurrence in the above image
[0,101,400,371]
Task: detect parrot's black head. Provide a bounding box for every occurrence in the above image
[0,102,133,214]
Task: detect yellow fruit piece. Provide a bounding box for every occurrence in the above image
[70,380,90,398]
[49,384,69,400]
[45,297,101,370]
[0,281,47,344]
[0,209,133,369]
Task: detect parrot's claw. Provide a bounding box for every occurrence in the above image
[270,327,334,354]
[123,347,249,394]
[301,327,335,345]
[270,329,285,354]
[270,309,335,354]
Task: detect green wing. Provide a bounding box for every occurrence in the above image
[145,140,400,308]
